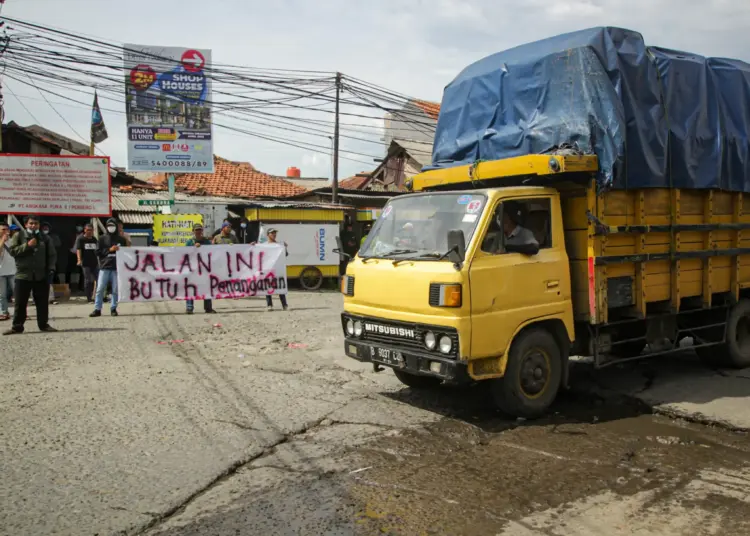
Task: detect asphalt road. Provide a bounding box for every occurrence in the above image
[2,293,750,535]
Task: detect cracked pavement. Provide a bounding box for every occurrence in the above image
[4,293,750,535]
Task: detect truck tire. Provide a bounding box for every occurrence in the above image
[697,300,750,369]
[393,369,442,389]
[491,328,562,419]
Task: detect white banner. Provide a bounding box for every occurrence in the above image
[124,43,213,173]
[116,244,287,302]
[258,223,340,266]
[0,154,111,216]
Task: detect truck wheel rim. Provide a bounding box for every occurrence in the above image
[518,349,550,400]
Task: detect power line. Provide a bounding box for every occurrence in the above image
[24,72,91,147]
[5,83,40,124]
[4,74,379,167]
[0,16,440,168]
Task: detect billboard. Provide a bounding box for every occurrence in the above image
[0,154,111,216]
[123,44,213,173]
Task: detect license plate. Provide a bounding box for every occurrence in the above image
[371,346,404,367]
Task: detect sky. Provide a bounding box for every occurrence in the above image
[3,0,750,180]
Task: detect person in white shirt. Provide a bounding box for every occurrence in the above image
[0,222,17,321]
[502,202,539,249]
[264,228,289,311]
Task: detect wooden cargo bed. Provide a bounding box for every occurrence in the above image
[565,183,750,325]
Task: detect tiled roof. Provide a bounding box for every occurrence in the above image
[410,99,441,120]
[174,156,305,198]
[339,173,372,190]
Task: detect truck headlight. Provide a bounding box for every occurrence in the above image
[424,331,436,350]
[346,319,355,336]
[438,335,453,354]
[354,321,363,337]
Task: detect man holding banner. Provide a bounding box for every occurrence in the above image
[90,218,128,318]
[264,228,289,312]
[184,223,216,315]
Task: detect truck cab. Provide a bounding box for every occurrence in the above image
[341,177,574,418]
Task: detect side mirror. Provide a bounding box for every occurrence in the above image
[447,229,466,264]
[505,242,540,256]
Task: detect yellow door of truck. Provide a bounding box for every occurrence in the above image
[469,195,571,360]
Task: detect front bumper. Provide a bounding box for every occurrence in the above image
[344,338,469,383]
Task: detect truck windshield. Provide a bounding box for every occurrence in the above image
[360,193,486,259]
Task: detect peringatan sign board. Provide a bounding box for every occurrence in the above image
[0,154,111,216]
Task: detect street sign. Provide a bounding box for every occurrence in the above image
[138,199,173,206]
[181,49,205,72]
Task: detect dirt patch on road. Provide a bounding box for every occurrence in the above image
[345,387,750,535]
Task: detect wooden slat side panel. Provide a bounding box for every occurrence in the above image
[567,187,750,322]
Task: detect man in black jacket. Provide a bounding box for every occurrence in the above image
[3,215,57,335]
[90,218,127,318]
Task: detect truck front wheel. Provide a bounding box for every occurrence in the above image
[697,300,750,369]
[491,328,562,419]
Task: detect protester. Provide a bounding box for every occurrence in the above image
[90,218,127,318]
[0,222,15,321]
[212,221,238,245]
[239,219,249,243]
[41,221,62,304]
[76,223,99,303]
[340,221,358,275]
[68,224,85,292]
[3,215,57,335]
[264,228,289,311]
[212,218,237,241]
[117,220,132,247]
[184,223,216,314]
[7,224,19,302]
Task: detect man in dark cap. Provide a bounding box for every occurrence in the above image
[90,217,127,318]
[212,221,238,245]
[184,223,216,314]
[3,214,57,335]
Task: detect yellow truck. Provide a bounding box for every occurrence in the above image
[342,28,750,417]
[340,154,750,417]
[340,27,750,417]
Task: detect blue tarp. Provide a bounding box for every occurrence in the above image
[429,27,750,192]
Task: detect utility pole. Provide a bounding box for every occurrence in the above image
[332,72,341,204]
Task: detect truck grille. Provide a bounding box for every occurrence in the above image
[428,284,441,307]
[341,314,459,358]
